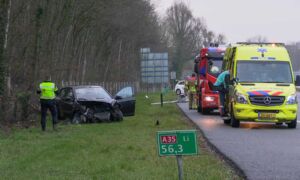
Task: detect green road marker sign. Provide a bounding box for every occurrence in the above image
[156,130,198,156]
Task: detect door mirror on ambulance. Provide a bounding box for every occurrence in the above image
[295,75,300,86]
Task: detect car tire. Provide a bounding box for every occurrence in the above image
[72,112,82,124]
[287,118,297,129]
[111,108,123,121]
[176,89,181,95]
[275,123,283,126]
[230,107,240,128]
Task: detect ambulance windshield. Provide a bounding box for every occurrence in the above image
[236,61,293,83]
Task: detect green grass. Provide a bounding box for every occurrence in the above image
[0,92,241,180]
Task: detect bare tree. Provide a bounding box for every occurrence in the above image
[1,0,163,122]
[246,35,268,43]
[0,0,9,120]
[163,2,205,77]
[162,2,225,77]
[216,34,226,45]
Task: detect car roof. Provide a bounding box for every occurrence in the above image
[63,85,105,89]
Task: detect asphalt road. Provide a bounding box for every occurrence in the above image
[177,92,300,180]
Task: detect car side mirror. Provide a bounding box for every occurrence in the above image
[295,75,300,86]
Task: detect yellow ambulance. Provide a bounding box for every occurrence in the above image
[222,43,297,128]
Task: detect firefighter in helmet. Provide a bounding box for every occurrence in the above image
[185,73,197,109]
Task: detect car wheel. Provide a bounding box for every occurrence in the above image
[111,108,123,121]
[230,106,240,128]
[287,118,297,129]
[176,89,181,95]
[72,112,82,124]
[275,123,283,126]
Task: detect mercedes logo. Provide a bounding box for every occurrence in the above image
[263,97,272,105]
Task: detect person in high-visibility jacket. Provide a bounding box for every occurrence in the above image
[185,73,197,109]
[214,70,229,116]
[37,77,58,131]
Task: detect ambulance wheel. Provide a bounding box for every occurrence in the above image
[230,107,240,128]
[176,89,181,95]
[287,118,297,129]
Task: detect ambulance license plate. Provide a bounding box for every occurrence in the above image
[258,112,276,120]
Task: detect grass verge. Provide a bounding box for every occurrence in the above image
[0,92,241,180]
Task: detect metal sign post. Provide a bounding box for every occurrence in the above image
[176,155,183,180]
[157,130,198,180]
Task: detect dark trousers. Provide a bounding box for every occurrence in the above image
[40,99,57,131]
[219,91,225,116]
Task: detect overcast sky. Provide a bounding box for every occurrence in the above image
[151,0,300,44]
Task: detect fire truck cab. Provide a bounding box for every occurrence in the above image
[194,46,226,114]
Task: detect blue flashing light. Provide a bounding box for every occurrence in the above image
[208,47,225,53]
[208,47,218,52]
[251,57,259,60]
[268,57,276,60]
[257,48,267,53]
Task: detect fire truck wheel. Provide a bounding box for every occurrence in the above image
[202,108,210,115]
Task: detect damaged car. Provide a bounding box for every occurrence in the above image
[56,86,135,123]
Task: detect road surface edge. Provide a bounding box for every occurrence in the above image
[176,103,247,180]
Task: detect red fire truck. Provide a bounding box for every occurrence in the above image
[194,46,226,114]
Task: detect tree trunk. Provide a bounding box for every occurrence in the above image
[0,0,9,120]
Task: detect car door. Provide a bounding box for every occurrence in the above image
[115,86,135,116]
[60,87,75,117]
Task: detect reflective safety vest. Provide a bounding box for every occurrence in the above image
[39,81,58,100]
[186,77,197,93]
